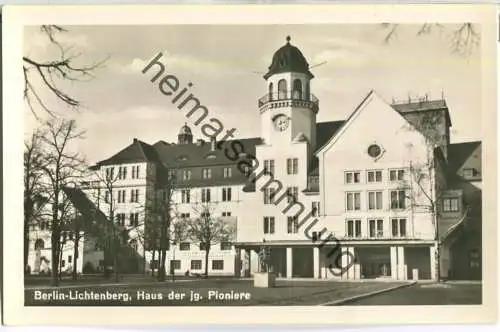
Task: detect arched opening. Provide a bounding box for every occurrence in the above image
[278,79,287,100]
[292,79,303,100]
[268,82,274,101]
[305,81,310,101]
[34,239,45,250]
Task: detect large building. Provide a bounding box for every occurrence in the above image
[27,37,482,281]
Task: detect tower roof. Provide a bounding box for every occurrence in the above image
[178,123,192,136]
[264,36,314,80]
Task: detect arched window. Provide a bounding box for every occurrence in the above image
[34,239,44,250]
[278,79,287,100]
[305,81,310,101]
[293,79,302,100]
[268,82,273,101]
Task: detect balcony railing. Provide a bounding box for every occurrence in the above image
[258,92,319,111]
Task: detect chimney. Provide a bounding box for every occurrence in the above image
[196,139,204,146]
[133,138,138,143]
[210,137,216,151]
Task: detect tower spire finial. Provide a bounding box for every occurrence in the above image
[286,35,291,44]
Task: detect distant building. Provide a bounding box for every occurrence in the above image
[27,37,482,281]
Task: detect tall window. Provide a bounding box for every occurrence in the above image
[292,79,302,99]
[367,170,382,183]
[278,79,287,99]
[201,188,211,203]
[131,165,140,179]
[390,190,406,209]
[346,192,361,211]
[268,82,274,100]
[345,171,361,184]
[116,213,126,226]
[263,188,276,204]
[104,191,110,203]
[368,191,383,210]
[287,216,299,234]
[287,158,298,174]
[130,189,139,203]
[182,170,192,180]
[117,190,126,203]
[443,198,459,212]
[389,169,405,182]
[223,167,232,178]
[369,219,384,237]
[222,187,232,202]
[347,219,362,238]
[181,189,190,203]
[264,159,275,175]
[202,168,212,179]
[106,167,115,180]
[118,166,127,180]
[312,201,320,217]
[263,217,275,234]
[391,218,407,237]
[287,187,298,203]
[129,213,139,227]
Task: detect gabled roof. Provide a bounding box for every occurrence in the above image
[97,138,159,166]
[447,141,482,184]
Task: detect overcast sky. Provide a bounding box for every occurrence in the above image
[24,24,482,164]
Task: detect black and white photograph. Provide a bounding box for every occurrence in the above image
[2,4,497,326]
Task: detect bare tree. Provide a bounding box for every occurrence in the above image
[39,118,86,286]
[380,23,480,57]
[24,25,107,118]
[187,202,236,277]
[24,131,47,270]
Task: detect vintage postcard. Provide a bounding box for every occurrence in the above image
[2,4,498,326]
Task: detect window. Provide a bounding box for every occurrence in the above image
[223,167,232,178]
[212,260,224,270]
[264,188,277,205]
[202,168,212,179]
[129,213,139,227]
[201,188,211,203]
[390,190,406,209]
[345,171,361,184]
[117,190,126,203]
[179,242,190,251]
[130,189,139,203]
[367,170,382,183]
[116,213,126,226]
[191,260,202,270]
[68,255,72,264]
[222,212,231,217]
[391,218,407,237]
[104,191,110,203]
[443,198,459,212]
[368,191,383,210]
[170,260,181,270]
[182,170,192,180]
[312,201,320,217]
[347,219,362,238]
[264,159,275,175]
[389,169,405,182]
[181,189,190,203]
[292,79,302,99]
[199,243,208,251]
[222,187,232,202]
[220,242,232,250]
[369,219,384,237]
[264,217,275,234]
[463,168,478,178]
[106,167,115,180]
[61,260,66,268]
[287,216,299,234]
[287,187,298,203]
[180,213,190,219]
[287,158,299,174]
[118,166,125,180]
[277,79,287,99]
[131,165,140,179]
[346,192,361,211]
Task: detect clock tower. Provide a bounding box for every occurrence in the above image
[259,36,319,151]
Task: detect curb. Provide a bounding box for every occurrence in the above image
[319,281,416,306]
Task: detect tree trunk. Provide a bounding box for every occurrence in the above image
[50,220,59,287]
[204,248,210,277]
[151,248,156,278]
[58,242,64,281]
[72,234,79,280]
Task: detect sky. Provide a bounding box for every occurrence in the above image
[23,24,482,164]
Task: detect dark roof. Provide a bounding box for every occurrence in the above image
[264,37,313,79]
[315,120,345,153]
[97,138,159,166]
[447,141,482,175]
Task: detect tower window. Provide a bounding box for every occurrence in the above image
[268,82,273,101]
[278,79,287,100]
[292,79,302,100]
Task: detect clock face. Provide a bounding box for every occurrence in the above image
[274,115,289,132]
